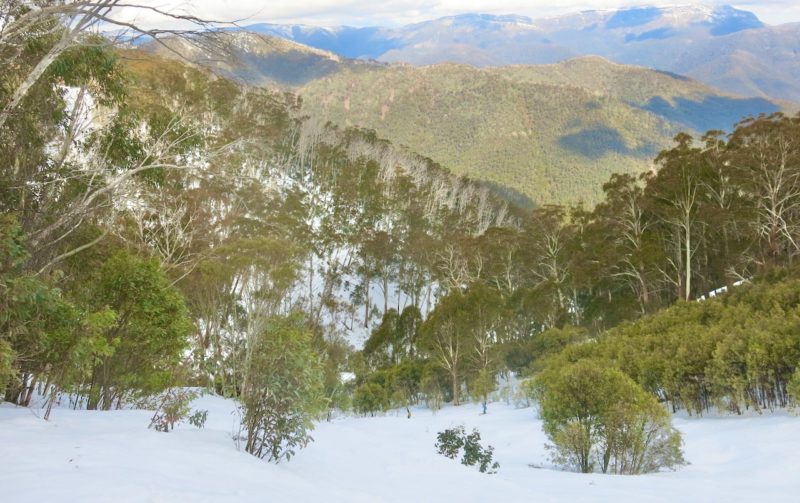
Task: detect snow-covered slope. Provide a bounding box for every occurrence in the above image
[2,394,799,502]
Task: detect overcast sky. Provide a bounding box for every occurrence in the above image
[114,1,800,28]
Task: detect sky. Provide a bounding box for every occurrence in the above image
[113,1,800,28]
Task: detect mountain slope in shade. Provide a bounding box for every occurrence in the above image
[244,5,800,103]
[143,32,350,87]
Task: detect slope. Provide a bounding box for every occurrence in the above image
[141,32,781,206]
[296,57,778,205]
[2,395,799,502]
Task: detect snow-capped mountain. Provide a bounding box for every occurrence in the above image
[242,5,800,102]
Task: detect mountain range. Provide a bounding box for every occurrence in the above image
[147,27,782,205]
[244,5,800,104]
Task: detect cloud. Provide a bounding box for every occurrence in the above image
[734,1,800,25]
[109,1,800,29]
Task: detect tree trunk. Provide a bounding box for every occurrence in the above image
[451,369,459,406]
[684,215,692,300]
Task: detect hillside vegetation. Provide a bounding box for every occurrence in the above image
[5,5,800,491]
[145,32,782,206]
[297,57,777,205]
[250,6,800,104]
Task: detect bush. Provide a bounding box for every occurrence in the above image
[0,341,14,393]
[147,388,207,432]
[535,360,684,474]
[188,409,209,428]
[514,378,537,408]
[420,364,447,411]
[469,368,496,414]
[789,368,800,409]
[435,426,499,474]
[501,326,588,374]
[86,251,192,410]
[353,382,389,416]
[240,314,326,462]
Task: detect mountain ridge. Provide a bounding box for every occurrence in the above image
[142,30,783,206]
[241,4,800,102]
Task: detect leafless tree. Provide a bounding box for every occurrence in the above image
[0,0,235,130]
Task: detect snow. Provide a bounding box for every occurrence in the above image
[2,394,799,502]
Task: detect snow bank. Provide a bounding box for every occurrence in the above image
[1,396,798,502]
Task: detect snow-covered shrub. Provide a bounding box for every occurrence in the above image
[435,426,499,474]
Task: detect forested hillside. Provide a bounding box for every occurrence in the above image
[250,6,800,103]
[298,57,779,205]
[3,3,800,494]
[146,32,782,206]
[0,9,513,441]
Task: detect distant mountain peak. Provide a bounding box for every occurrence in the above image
[707,5,764,36]
[440,13,534,25]
[225,31,341,61]
[233,4,799,102]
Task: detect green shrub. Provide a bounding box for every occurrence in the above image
[148,388,200,432]
[469,368,496,414]
[435,426,499,474]
[535,360,684,474]
[0,341,15,393]
[353,382,389,416]
[240,314,326,462]
[789,368,800,409]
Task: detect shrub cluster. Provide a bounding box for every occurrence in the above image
[435,426,499,474]
[534,360,685,474]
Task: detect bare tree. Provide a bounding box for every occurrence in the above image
[0,0,232,130]
[729,115,800,266]
[32,111,227,274]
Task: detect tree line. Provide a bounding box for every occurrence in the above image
[0,3,512,461]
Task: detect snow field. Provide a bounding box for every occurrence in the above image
[1,393,799,502]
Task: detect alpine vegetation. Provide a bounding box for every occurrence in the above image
[2,2,800,502]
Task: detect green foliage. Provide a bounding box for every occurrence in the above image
[539,277,800,415]
[788,368,800,408]
[419,283,507,406]
[295,58,774,206]
[84,251,192,408]
[241,314,327,462]
[501,326,588,374]
[435,426,499,474]
[148,388,201,432]
[321,335,353,417]
[0,340,14,393]
[188,409,209,429]
[0,217,112,405]
[435,426,464,459]
[535,360,684,474]
[420,364,446,411]
[469,368,496,414]
[353,382,390,416]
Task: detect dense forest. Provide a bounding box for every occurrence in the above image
[3,1,800,473]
